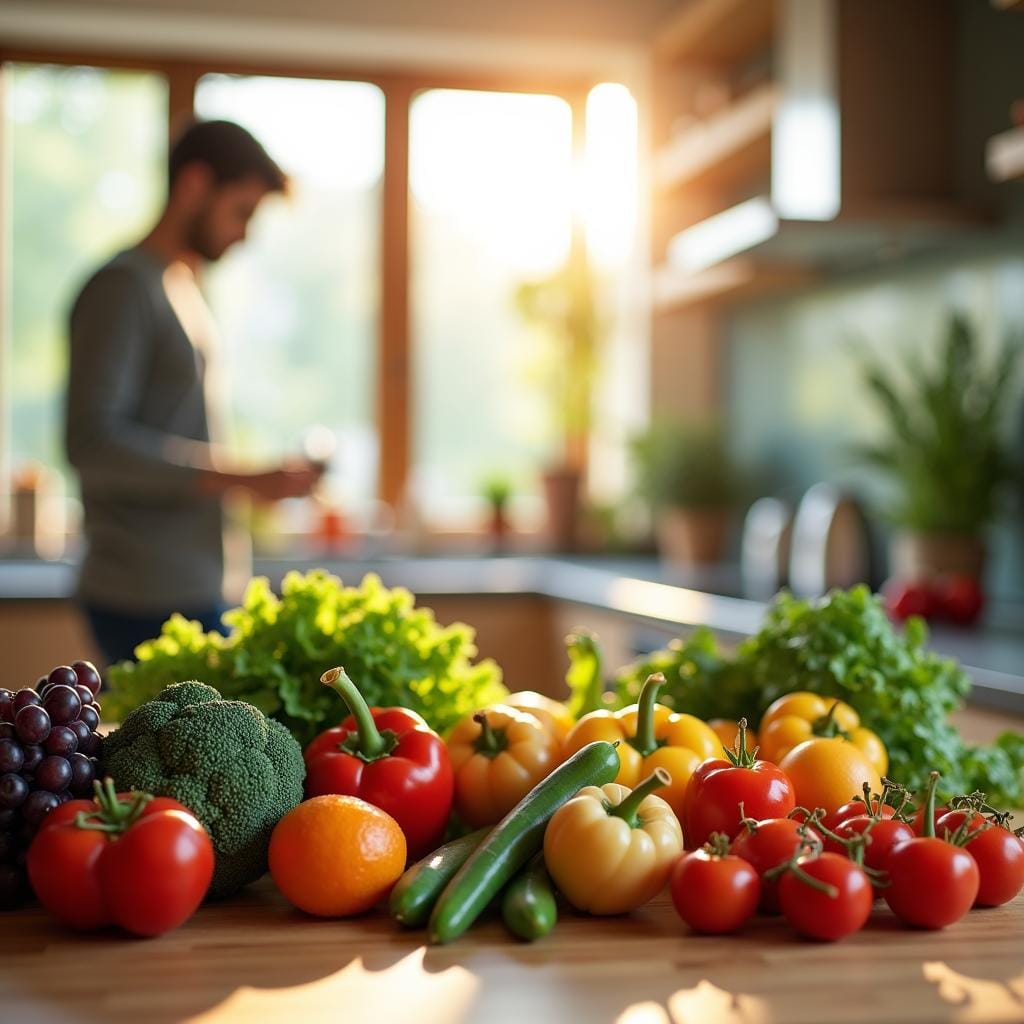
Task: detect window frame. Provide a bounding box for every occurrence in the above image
[0,45,596,518]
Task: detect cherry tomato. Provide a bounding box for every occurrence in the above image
[779,852,873,941]
[27,782,213,937]
[934,576,984,625]
[682,721,795,850]
[937,810,1024,907]
[829,815,915,896]
[821,796,897,835]
[670,846,760,934]
[731,817,819,913]
[882,579,936,622]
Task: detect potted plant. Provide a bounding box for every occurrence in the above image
[515,239,603,551]
[480,474,513,550]
[855,315,1021,582]
[630,422,740,566]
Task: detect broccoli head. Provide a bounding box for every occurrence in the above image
[101,680,305,898]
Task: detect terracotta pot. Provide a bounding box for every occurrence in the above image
[542,467,582,552]
[890,531,986,581]
[656,506,730,567]
[488,505,509,551]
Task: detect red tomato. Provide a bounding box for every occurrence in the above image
[882,579,936,622]
[911,803,951,836]
[934,576,984,626]
[779,852,873,941]
[937,810,1024,907]
[830,815,915,896]
[670,847,760,934]
[884,837,979,928]
[821,796,897,835]
[27,786,213,937]
[731,817,819,913]
[682,727,795,850]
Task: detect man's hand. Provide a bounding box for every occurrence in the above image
[198,458,325,500]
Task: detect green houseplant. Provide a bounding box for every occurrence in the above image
[855,315,1021,580]
[630,421,740,566]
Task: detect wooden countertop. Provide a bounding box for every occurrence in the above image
[4,877,1023,1024]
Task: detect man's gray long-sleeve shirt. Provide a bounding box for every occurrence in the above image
[65,247,226,613]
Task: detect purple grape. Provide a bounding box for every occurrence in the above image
[35,756,72,793]
[68,719,91,745]
[21,744,43,773]
[44,726,77,758]
[12,689,41,714]
[15,704,50,745]
[79,705,99,731]
[0,740,24,774]
[77,731,99,757]
[0,809,15,829]
[34,675,48,691]
[0,774,29,809]
[43,685,81,726]
[21,789,59,826]
[74,685,94,707]
[0,690,13,723]
[56,790,73,804]
[68,752,96,797]
[71,661,102,696]
[0,724,15,742]
[47,665,79,690]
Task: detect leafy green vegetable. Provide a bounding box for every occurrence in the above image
[564,630,605,719]
[614,586,1024,806]
[106,570,506,746]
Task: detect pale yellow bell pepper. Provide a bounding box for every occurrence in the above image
[543,768,684,915]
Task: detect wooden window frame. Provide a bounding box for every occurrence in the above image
[0,45,596,513]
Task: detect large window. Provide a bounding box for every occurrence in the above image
[5,63,166,497]
[194,74,384,514]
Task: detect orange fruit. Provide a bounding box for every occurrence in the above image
[778,738,883,816]
[269,795,406,917]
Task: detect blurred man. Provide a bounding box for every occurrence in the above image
[65,119,322,665]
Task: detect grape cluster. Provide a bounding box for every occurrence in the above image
[0,661,104,908]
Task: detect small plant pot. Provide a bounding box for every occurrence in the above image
[890,531,986,581]
[656,506,730,567]
[542,467,582,552]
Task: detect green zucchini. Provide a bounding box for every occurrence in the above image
[389,827,490,927]
[428,739,619,944]
[502,853,557,941]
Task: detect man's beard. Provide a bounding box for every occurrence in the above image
[184,207,225,262]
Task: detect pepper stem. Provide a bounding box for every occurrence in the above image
[629,673,664,757]
[608,767,671,828]
[812,700,845,739]
[321,666,392,761]
[473,713,509,758]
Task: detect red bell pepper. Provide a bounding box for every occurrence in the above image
[304,667,454,858]
[26,778,214,936]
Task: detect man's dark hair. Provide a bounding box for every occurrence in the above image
[168,119,287,193]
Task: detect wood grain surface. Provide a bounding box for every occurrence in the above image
[3,876,1022,1024]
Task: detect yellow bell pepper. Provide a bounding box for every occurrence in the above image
[544,767,684,915]
[759,692,888,777]
[500,691,574,745]
[560,673,720,819]
[447,704,559,826]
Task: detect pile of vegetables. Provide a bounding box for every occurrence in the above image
[613,586,1024,805]
[106,570,506,747]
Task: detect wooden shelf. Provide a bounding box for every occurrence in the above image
[987,125,1024,182]
[654,0,775,65]
[654,82,775,195]
[653,257,816,310]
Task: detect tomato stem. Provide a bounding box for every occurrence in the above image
[703,832,732,859]
[607,767,671,828]
[921,771,941,839]
[629,673,665,757]
[74,778,152,835]
[321,666,398,762]
[724,718,758,768]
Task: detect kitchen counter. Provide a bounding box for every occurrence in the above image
[3,555,1023,712]
[3,876,1022,1024]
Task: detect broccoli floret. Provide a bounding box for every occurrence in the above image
[101,680,305,898]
